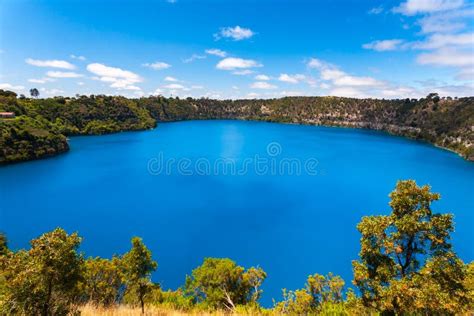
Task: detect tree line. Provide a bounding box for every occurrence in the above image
[0,180,472,315]
[1,89,473,164]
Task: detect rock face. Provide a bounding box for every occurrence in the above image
[144,96,473,161]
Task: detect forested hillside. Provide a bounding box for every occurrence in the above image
[1,89,473,163]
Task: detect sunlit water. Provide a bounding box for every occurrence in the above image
[1,120,473,305]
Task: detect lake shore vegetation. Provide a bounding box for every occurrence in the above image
[1,180,472,315]
[1,89,473,164]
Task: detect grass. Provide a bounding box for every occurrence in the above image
[79,304,231,316]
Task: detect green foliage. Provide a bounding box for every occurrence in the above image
[1,90,473,164]
[147,287,194,311]
[121,237,157,314]
[0,116,69,163]
[0,228,83,316]
[30,88,40,98]
[79,256,124,307]
[274,273,345,314]
[0,233,7,257]
[184,258,266,310]
[0,180,471,315]
[352,180,472,314]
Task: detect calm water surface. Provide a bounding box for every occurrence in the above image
[1,120,473,305]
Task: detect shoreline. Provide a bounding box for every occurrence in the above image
[2,118,471,166]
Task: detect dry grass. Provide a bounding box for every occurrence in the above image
[79,304,230,316]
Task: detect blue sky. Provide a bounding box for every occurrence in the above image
[0,0,473,99]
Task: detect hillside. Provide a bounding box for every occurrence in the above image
[1,90,473,163]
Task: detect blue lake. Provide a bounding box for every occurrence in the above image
[1,120,473,305]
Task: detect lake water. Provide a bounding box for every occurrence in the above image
[1,120,473,305]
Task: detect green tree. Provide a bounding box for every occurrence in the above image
[80,256,124,306]
[0,233,7,257]
[352,180,471,314]
[122,237,157,314]
[274,273,345,314]
[185,258,266,310]
[29,88,40,98]
[1,228,83,316]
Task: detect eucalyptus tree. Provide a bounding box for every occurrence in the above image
[121,237,157,314]
[352,180,471,314]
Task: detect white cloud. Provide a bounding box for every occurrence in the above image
[153,88,163,95]
[417,48,474,67]
[142,61,171,70]
[278,73,306,84]
[28,77,54,84]
[26,58,75,70]
[40,87,64,95]
[250,81,277,89]
[368,6,384,14]
[164,76,179,82]
[369,2,473,83]
[247,92,260,98]
[87,63,142,91]
[328,87,371,98]
[412,32,474,49]
[216,57,262,70]
[77,82,85,86]
[232,69,255,75]
[215,26,255,41]
[183,54,206,63]
[255,74,270,81]
[418,8,473,34]
[70,54,86,61]
[455,68,474,80]
[0,83,25,91]
[205,49,227,57]
[363,39,405,51]
[306,57,419,98]
[163,83,185,89]
[394,0,464,15]
[28,79,47,84]
[307,58,324,69]
[280,90,304,96]
[47,71,83,78]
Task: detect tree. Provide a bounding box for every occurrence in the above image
[29,88,40,98]
[122,237,157,314]
[80,256,124,306]
[185,258,266,310]
[352,180,471,314]
[274,273,345,314]
[0,233,7,257]
[1,228,83,316]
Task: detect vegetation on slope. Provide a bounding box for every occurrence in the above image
[1,181,473,315]
[0,90,156,163]
[1,89,473,164]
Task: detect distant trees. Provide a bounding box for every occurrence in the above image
[29,88,39,98]
[1,87,474,164]
[352,180,471,314]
